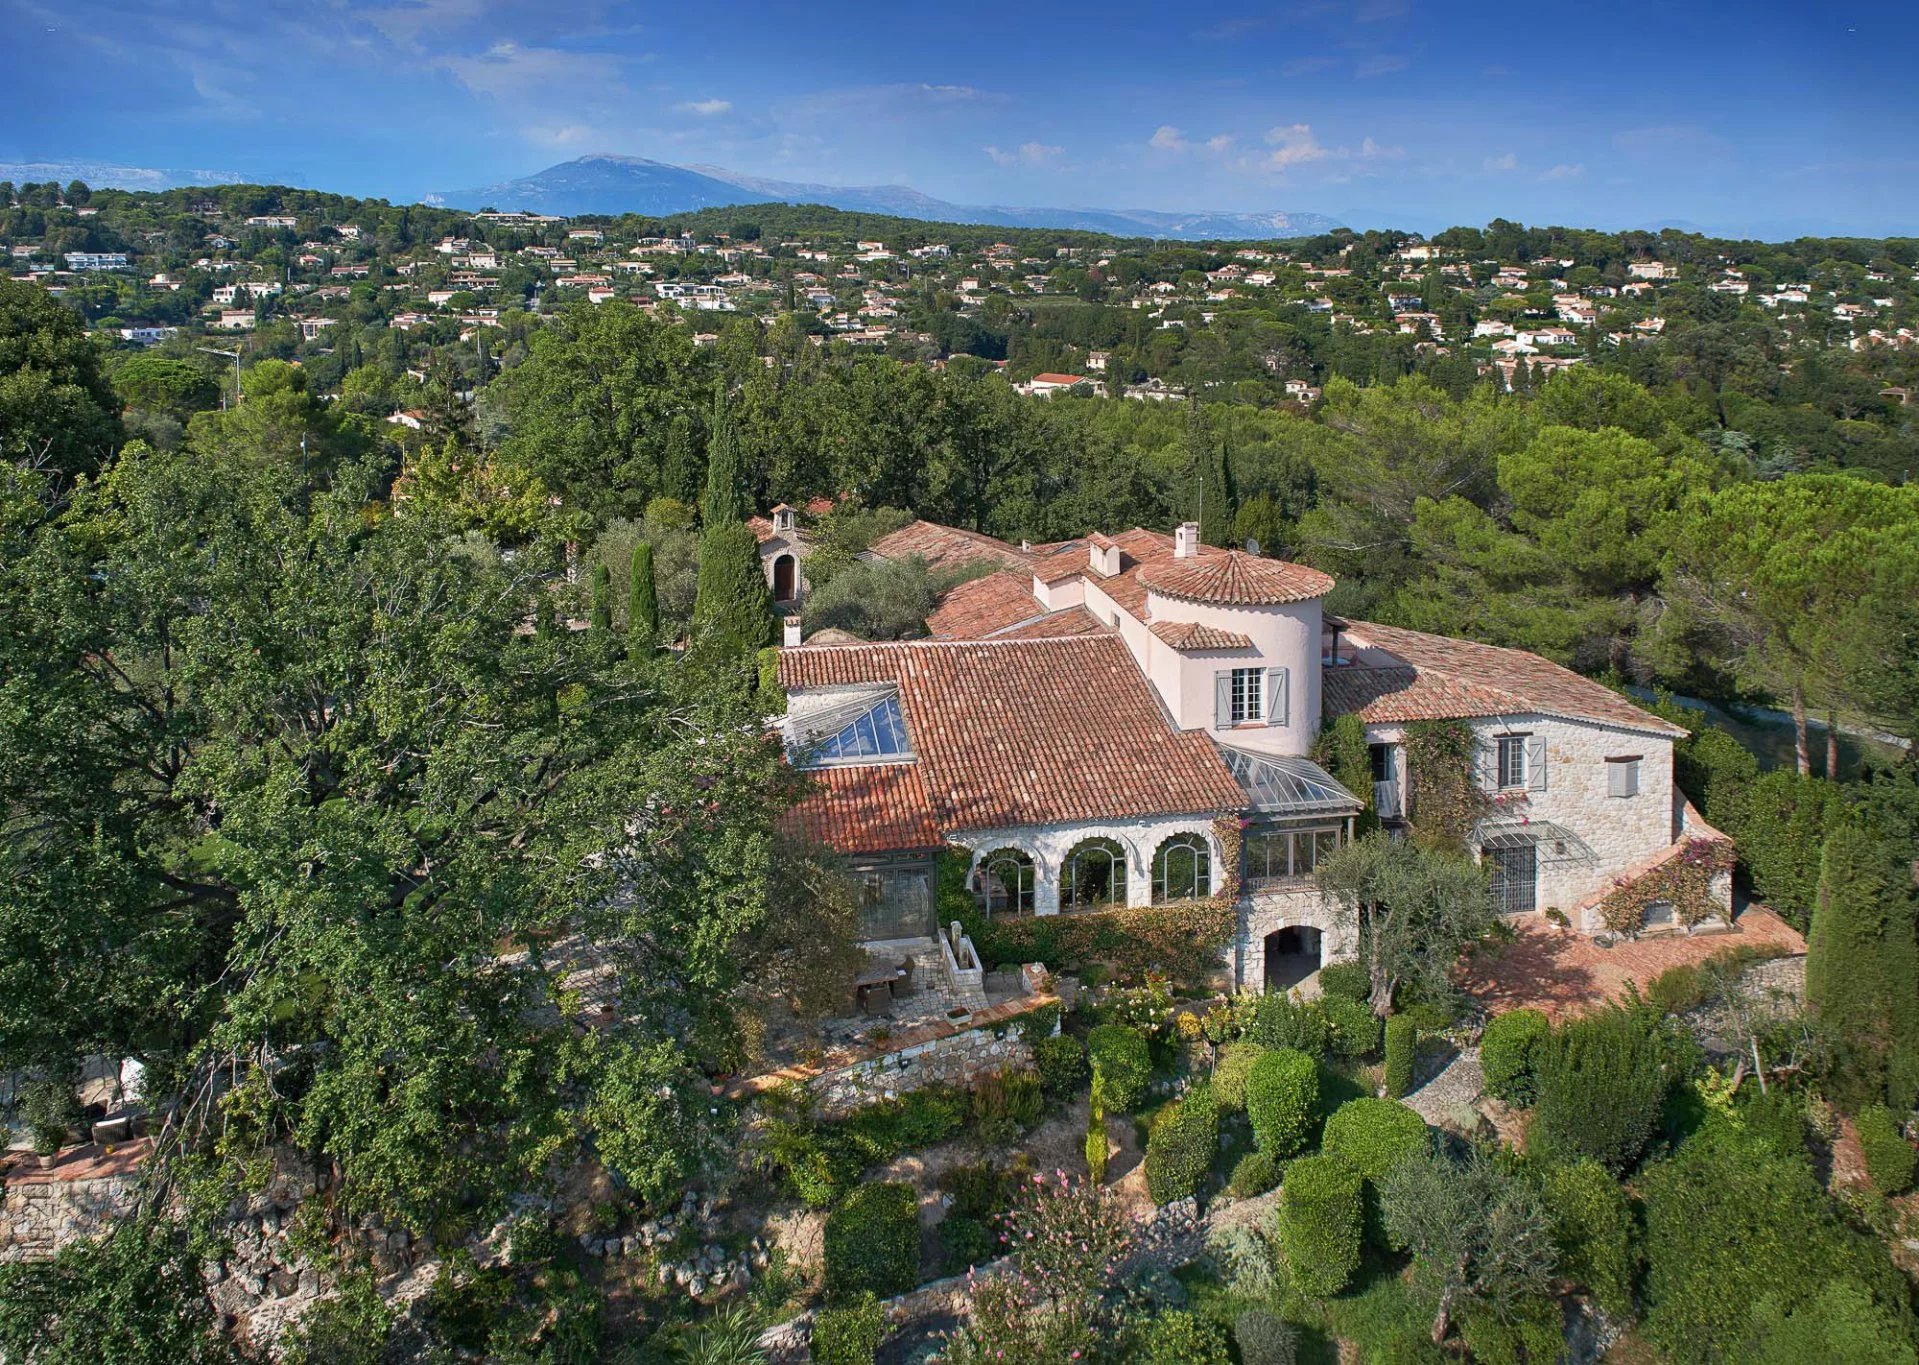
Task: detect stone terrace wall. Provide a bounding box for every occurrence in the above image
[0,1141,146,1263]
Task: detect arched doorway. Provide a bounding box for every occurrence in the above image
[771,553,798,603]
[1264,926,1323,992]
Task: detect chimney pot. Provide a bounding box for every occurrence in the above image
[782,616,803,648]
[1175,522,1200,559]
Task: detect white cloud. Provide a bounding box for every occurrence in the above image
[1354,53,1408,78]
[1150,125,1233,156]
[1540,162,1585,180]
[440,41,620,103]
[1262,122,1330,168]
[984,141,1064,167]
[676,98,731,116]
[1483,152,1518,173]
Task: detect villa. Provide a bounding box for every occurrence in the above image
[776,521,1730,996]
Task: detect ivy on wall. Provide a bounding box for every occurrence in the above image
[1401,719,1489,854]
[1312,712,1378,836]
[1595,838,1736,938]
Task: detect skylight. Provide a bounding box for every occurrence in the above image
[799,693,914,767]
[1219,746,1362,816]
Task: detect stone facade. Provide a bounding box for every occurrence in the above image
[1235,882,1357,993]
[1,1157,140,1263]
[958,813,1226,917]
[810,1018,1037,1114]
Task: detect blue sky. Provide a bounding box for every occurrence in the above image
[4,0,1914,236]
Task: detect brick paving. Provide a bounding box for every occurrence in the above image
[1457,908,1806,1019]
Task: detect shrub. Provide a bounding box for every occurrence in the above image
[1746,1281,1919,1365]
[1145,1085,1219,1204]
[1321,1099,1427,1184]
[1229,1149,1282,1198]
[1480,1008,1551,1106]
[1033,1034,1087,1098]
[1643,1128,1917,1361]
[1135,1310,1231,1365]
[1277,1155,1363,1299]
[823,1183,920,1302]
[1646,962,1708,1015]
[1211,1040,1268,1111]
[1539,1156,1638,1316]
[1857,1106,1916,1195]
[1251,995,1330,1055]
[1383,1015,1417,1098]
[1086,1025,1152,1113]
[1245,1049,1319,1157]
[970,1069,1042,1141]
[1531,1007,1672,1172]
[1316,961,1370,1003]
[811,1292,885,1365]
[1234,1309,1299,1365]
[937,1215,994,1273]
[1319,995,1382,1060]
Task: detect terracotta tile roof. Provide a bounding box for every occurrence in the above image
[1137,550,1335,606]
[779,763,942,855]
[868,521,1031,573]
[779,636,1243,835]
[1031,372,1088,385]
[994,607,1105,639]
[928,571,1046,639]
[1149,620,1255,651]
[1324,620,1687,736]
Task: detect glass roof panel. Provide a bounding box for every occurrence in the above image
[803,693,913,766]
[1219,746,1362,815]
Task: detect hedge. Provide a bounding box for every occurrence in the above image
[1246,1049,1319,1157]
[1320,1099,1427,1183]
[1034,1034,1088,1098]
[823,1183,920,1301]
[1211,1040,1268,1111]
[1146,1085,1220,1204]
[1315,961,1370,1003]
[1383,1015,1416,1099]
[1320,995,1381,1060]
[1857,1105,1917,1196]
[1480,1008,1551,1106]
[1540,1156,1638,1316]
[1136,1310,1232,1365]
[1277,1155,1363,1299]
[1531,1007,1671,1172]
[1229,1149,1283,1198]
[811,1291,886,1365]
[1086,1024,1152,1113]
[1252,994,1331,1055]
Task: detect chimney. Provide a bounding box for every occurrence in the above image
[1175,521,1200,559]
[782,616,803,648]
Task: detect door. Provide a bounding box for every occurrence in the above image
[772,553,797,603]
[1486,843,1538,915]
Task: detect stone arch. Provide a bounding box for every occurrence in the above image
[1263,926,1323,992]
[1061,836,1128,911]
[771,552,798,603]
[974,846,1037,916]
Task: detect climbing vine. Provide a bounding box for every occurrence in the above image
[1401,719,1489,854]
[1595,838,1736,937]
[1312,712,1378,835]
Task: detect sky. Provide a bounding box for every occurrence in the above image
[4,0,1915,238]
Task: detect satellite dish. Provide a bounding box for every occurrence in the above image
[1244,537,1261,556]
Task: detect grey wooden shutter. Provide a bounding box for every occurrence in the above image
[1474,736,1496,792]
[1526,735,1548,791]
[1264,666,1289,727]
[1214,671,1232,729]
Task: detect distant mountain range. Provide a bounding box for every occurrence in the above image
[425,155,1344,241]
[0,159,244,190]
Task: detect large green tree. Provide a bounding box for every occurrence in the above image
[0,276,123,481]
[1805,817,1919,1108]
[1316,831,1496,1016]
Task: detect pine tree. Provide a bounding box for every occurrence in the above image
[590,563,613,632]
[688,386,772,682]
[628,540,658,654]
[1806,818,1919,1108]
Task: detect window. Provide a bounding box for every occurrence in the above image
[1152,834,1212,902]
[1062,838,1128,910]
[1486,842,1537,914]
[976,848,1035,917]
[1230,667,1264,724]
[1643,898,1675,927]
[1496,734,1529,790]
[1244,823,1346,885]
[1608,756,1641,799]
[852,863,934,941]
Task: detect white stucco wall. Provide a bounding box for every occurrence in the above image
[1139,591,1323,757]
[956,813,1224,916]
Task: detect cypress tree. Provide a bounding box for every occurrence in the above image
[589,563,613,632]
[661,415,700,508]
[688,386,772,681]
[628,540,658,654]
[1806,819,1919,1108]
[1187,402,1236,550]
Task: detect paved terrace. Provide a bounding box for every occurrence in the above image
[1458,908,1805,1019]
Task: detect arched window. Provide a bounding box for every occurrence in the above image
[975,848,1036,916]
[1152,833,1212,903]
[1062,837,1128,911]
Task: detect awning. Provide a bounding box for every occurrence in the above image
[1476,820,1595,863]
[1218,746,1364,817]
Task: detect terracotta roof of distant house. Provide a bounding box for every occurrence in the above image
[804,495,838,516]
[779,636,1242,833]
[868,521,1031,574]
[1031,372,1087,385]
[1323,620,1687,736]
[1138,551,1335,606]
[1149,620,1255,651]
[780,763,941,855]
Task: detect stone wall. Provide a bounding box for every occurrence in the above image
[1235,882,1357,993]
[1,1156,141,1263]
[810,1013,1038,1114]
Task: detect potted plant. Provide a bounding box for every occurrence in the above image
[19,1079,76,1169]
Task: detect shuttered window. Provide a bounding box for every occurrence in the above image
[1608,756,1641,798]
